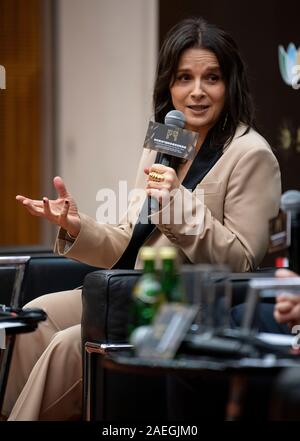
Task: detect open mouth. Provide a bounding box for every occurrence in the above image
[187,104,209,112]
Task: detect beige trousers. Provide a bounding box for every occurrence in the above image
[3,289,83,421]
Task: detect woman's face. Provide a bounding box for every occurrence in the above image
[170,47,226,134]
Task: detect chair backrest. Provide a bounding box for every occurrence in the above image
[22,256,99,305]
[0,253,99,307]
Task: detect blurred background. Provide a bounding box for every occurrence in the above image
[0,0,299,250]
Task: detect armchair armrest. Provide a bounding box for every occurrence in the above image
[81,269,141,345]
[0,252,99,307]
[81,269,169,421]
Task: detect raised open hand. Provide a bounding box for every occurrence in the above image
[16,176,81,237]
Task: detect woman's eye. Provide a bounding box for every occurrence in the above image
[207,74,220,83]
[177,74,190,81]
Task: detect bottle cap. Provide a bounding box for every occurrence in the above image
[139,246,156,261]
[159,246,177,260]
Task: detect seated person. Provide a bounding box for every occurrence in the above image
[2,17,281,420]
[231,269,300,333]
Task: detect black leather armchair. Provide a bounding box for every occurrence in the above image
[81,269,168,421]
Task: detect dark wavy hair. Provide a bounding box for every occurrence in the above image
[153,17,256,150]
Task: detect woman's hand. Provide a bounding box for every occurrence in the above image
[144,163,181,204]
[16,176,81,238]
[274,269,300,328]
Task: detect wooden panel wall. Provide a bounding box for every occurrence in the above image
[0,0,42,245]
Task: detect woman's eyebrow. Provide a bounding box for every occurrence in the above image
[176,65,221,73]
[203,65,221,72]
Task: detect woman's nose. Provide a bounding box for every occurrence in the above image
[191,80,205,99]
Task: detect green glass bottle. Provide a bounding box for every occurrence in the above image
[159,246,184,303]
[128,247,165,336]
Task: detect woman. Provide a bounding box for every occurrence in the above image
[3,17,281,420]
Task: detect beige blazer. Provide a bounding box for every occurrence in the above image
[55,125,281,272]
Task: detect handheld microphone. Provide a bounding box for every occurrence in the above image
[158,110,186,167]
[164,109,185,128]
[280,190,300,273]
[150,110,186,212]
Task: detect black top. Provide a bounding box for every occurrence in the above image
[113,136,223,269]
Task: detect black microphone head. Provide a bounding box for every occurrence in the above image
[281,190,300,213]
[164,110,185,128]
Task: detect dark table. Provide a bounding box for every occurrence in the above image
[84,337,300,421]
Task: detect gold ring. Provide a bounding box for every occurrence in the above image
[149,171,164,183]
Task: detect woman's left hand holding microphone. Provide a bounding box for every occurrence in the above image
[144,163,181,204]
